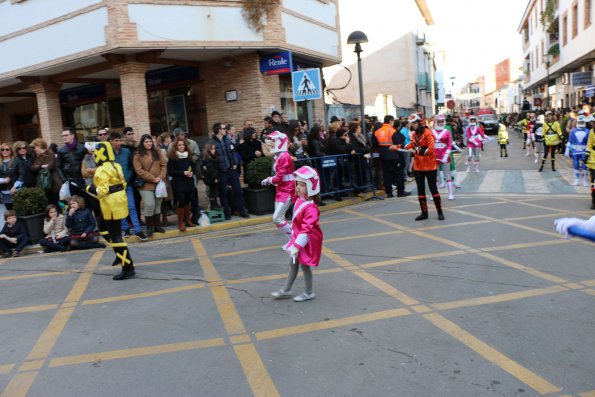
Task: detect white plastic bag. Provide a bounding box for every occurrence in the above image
[198,211,210,227]
[59,182,71,201]
[155,180,167,198]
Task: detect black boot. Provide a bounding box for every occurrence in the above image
[145,215,154,237]
[539,159,545,172]
[415,196,428,221]
[591,189,595,210]
[434,194,445,220]
[551,159,556,171]
[153,214,165,233]
[113,265,135,280]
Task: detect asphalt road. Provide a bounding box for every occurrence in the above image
[1,130,594,397]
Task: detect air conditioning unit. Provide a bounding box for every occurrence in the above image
[561,73,569,85]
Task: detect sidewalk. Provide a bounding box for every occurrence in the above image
[21,190,387,255]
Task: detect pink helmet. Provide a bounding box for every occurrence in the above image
[267,130,288,153]
[434,114,446,130]
[294,166,321,196]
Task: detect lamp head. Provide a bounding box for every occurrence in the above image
[347,31,368,54]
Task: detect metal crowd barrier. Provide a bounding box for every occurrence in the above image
[294,153,375,198]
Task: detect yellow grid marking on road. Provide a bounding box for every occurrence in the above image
[431,285,568,311]
[229,334,251,344]
[98,257,194,270]
[49,337,226,368]
[17,360,43,372]
[563,282,584,289]
[192,238,279,397]
[0,304,58,317]
[1,250,103,397]
[481,239,568,252]
[581,279,595,287]
[419,219,491,230]
[81,283,205,306]
[411,305,432,313]
[0,365,15,375]
[579,390,595,397]
[233,343,280,397]
[360,250,466,269]
[499,197,570,214]
[255,308,412,341]
[477,252,567,284]
[0,373,38,397]
[225,267,344,285]
[423,313,562,395]
[581,289,595,297]
[0,271,74,282]
[213,245,280,258]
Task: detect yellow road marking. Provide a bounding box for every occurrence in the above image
[233,344,280,397]
[431,285,568,311]
[0,304,58,317]
[481,239,568,252]
[225,268,343,285]
[192,238,279,397]
[49,338,225,368]
[424,313,561,395]
[579,389,595,397]
[81,283,205,306]
[0,364,15,374]
[360,250,466,269]
[0,373,38,397]
[256,308,411,341]
[98,257,194,270]
[420,219,491,230]
[0,271,74,282]
[213,244,280,258]
[477,252,567,284]
[1,250,102,397]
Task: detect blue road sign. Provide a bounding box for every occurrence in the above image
[292,68,322,101]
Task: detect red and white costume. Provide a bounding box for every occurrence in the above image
[433,116,454,200]
[261,131,296,238]
[283,166,323,267]
[465,119,485,172]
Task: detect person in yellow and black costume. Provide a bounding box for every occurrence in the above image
[85,141,135,280]
[584,116,595,209]
[539,111,564,172]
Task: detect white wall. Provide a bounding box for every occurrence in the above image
[128,4,263,42]
[0,7,107,76]
[0,0,101,37]
[282,13,339,58]
[283,0,336,27]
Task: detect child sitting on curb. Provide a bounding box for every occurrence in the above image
[65,195,105,250]
[0,210,29,257]
[39,204,70,253]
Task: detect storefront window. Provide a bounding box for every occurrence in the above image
[280,78,308,121]
[63,102,109,142]
[148,85,202,137]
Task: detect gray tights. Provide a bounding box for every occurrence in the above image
[283,260,313,294]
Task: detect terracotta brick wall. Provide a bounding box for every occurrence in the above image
[201,53,281,132]
[29,82,63,145]
[113,62,151,138]
[0,98,39,143]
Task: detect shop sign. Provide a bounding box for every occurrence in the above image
[586,86,595,98]
[146,66,199,89]
[260,51,293,75]
[571,72,593,87]
[292,68,322,102]
[534,97,543,106]
[59,84,105,103]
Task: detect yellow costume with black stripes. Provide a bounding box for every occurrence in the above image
[86,142,135,280]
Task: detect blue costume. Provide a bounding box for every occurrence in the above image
[567,126,590,186]
[555,216,595,243]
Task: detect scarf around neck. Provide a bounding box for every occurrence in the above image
[176,151,189,159]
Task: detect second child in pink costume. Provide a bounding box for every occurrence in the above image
[433,115,455,200]
[465,115,486,172]
[261,131,296,239]
[271,166,323,302]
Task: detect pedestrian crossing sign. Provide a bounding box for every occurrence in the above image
[292,68,322,101]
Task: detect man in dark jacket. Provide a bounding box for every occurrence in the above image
[209,123,250,220]
[56,127,86,198]
[371,115,410,198]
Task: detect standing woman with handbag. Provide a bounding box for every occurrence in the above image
[0,143,24,211]
[133,134,167,236]
[30,138,62,207]
[167,136,197,231]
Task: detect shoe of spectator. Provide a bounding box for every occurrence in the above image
[239,212,250,219]
[12,251,22,257]
[319,201,326,206]
[397,191,411,197]
[225,215,232,221]
[135,231,148,241]
[123,230,131,238]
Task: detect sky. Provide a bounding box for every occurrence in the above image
[330,0,530,91]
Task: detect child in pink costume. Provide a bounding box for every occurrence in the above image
[465,115,486,172]
[261,131,296,239]
[433,115,455,200]
[271,166,323,302]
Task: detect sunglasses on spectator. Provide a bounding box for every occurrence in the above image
[0,148,10,151]
[98,133,107,136]
[18,147,27,150]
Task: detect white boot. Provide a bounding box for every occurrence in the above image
[466,164,470,172]
[438,170,446,188]
[572,172,580,186]
[447,181,454,200]
[452,170,461,188]
[584,171,590,187]
[475,162,480,172]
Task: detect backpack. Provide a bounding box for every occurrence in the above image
[38,168,53,192]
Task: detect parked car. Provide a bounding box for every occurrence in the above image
[479,114,499,135]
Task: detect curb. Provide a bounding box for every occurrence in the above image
[21,190,385,255]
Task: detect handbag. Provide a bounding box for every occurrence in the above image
[38,168,53,192]
[133,159,155,189]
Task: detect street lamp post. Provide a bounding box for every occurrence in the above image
[543,54,553,110]
[347,31,368,135]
